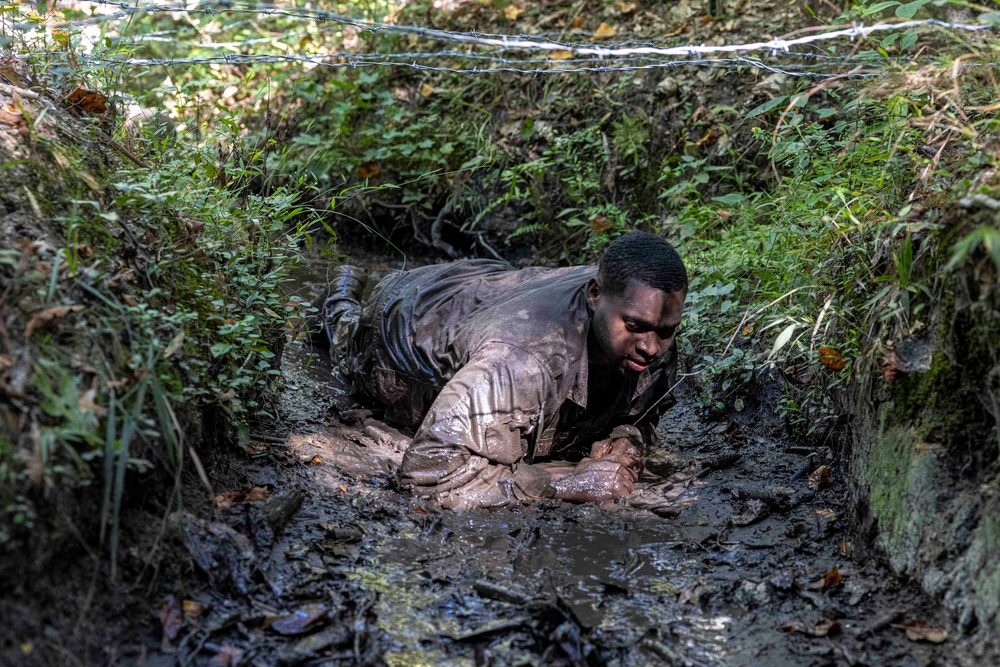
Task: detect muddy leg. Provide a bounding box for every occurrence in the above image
[321,265,367,360]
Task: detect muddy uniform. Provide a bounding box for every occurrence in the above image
[334,259,678,510]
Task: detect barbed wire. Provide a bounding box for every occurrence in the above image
[70,51,879,78]
[9,1,995,80]
[15,1,994,59]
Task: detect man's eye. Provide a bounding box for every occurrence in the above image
[625,321,638,331]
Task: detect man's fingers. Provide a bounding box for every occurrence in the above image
[589,439,614,459]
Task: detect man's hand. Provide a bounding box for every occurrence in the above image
[589,437,642,471]
[550,437,644,503]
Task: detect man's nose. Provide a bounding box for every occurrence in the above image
[637,333,659,358]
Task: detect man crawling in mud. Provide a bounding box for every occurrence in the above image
[320,232,686,510]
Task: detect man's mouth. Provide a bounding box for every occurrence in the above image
[625,358,648,373]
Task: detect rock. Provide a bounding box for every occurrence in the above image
[656,78,678,97]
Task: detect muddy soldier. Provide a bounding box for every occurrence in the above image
[321,232,687,510]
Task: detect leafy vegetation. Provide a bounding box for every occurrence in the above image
[1,0,999,560]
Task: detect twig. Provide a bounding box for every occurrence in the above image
[0,82,39,99]
[810,293,835,353]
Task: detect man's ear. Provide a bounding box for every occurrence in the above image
[585,277,601,308]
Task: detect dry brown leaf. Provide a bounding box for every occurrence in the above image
[299,454,322,464]
[591,22,617,40]
[183,599,209,617]
[882,353,899,382]
[78,386,107,417]
[816,508,837,522]
[63,87,108,115]
[892,620,948,643]
[548,50,574,60]
[212,486,270,508]
[572,15,584,29]
[695,128,716,146]
[820,565,843,592]
[808,465,831,490]
[0,65,24,88]
[818,346,846,370]
[779,619,842,637]
[24,304,85,337]
[503,4,524,20]
[208,645,245,667]
[616,1,638,13]
[589,214,612,234]
[420,83,435,97]
[838,539,854,556]
[358,160,381,179]
[163,330,185,359]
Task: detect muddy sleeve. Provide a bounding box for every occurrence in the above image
[398,343,556,510]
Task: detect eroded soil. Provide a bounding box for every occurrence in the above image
[113,304,983,666]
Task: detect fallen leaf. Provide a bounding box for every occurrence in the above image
[358,160,380,179]
[503,4,523,20]
[548,50,574,60]
[24,304,85,337]
[78,385,108,417]
[882,352,899,382]
[572,15,584,28]
[616,1,638,13]
[163,330,185,359]
[696,128,716,145]
[717,210,733,219]
[838,539,854,556]
[63,87,108,115]
[892,620,948,643]
[591,22,617,40]
[779,618,842,637]
[420,83,435,97]
[818,346,846,370]
[589,214,612,233]
[209,645,245,667]
[816,508,837,522]
[159,595,184,644]
[269,603,328,636]
[820,565,843,592]
[213,486,270,508]
[0,64,25,88]
[299,454,322,464]
[183,599,209,617]
[808,465,831,490]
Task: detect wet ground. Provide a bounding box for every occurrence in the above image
[136,317,983,667]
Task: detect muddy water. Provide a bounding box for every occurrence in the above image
[248,317,972,666]
[275,339,731,666]
[162,263,978,666]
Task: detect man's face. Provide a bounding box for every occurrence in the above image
[587,277,685,374]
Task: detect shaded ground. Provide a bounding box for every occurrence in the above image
[97,260,984,667]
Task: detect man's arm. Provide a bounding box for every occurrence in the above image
[398,343,639,508]
[398,344,557,510]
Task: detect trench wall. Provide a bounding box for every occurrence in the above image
[848,268,1000,651]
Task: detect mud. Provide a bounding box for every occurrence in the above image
[117,288,986,666]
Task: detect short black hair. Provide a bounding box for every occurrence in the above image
[597,231,687,296]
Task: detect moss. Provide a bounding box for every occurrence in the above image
[863,418,945,572]
[974,514,1000,631]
